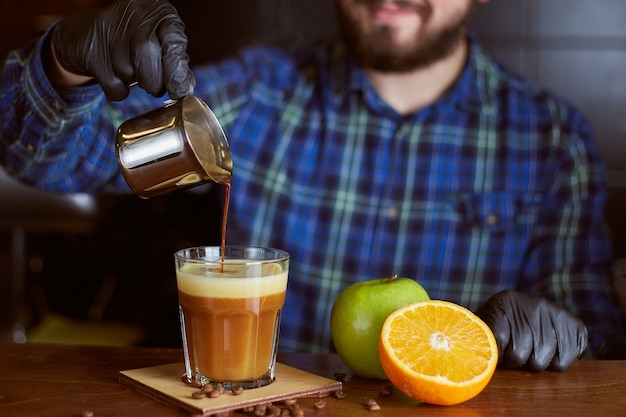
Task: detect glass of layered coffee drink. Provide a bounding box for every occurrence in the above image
[175,246,289,389]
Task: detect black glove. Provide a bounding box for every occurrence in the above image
[51,0,195,101]
[475,290,588,371]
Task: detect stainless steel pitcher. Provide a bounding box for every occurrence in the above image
[115,95,232,198]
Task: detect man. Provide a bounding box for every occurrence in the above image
[1,0,624,367]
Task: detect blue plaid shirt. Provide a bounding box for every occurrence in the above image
[1,32,625,357]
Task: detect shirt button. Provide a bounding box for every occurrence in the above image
[387,206,398,219]
[52,100,63,111]
[25,143,36,154]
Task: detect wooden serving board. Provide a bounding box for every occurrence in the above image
[119,362,342,415]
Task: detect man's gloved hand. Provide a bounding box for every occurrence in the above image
[51,0,195,101]
[475,290,588,371]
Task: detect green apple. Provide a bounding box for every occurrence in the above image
[330,275,430,379]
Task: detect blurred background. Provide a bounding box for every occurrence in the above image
[1,0,625,346]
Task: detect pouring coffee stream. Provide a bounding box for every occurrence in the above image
[115,95,233,268]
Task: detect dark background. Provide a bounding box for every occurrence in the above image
[1,0,625,346]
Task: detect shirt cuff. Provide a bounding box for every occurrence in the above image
[24,26,104,127]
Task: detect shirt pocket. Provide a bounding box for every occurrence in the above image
[450,191,543,233]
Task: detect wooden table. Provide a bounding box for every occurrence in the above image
[0,342,624,417]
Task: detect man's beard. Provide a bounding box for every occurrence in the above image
[336,0,473,72]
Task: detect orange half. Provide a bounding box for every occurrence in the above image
[378,300,498,406]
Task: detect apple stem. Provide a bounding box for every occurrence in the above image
[385,274,398,284]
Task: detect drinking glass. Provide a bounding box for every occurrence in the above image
[175,245,289,389]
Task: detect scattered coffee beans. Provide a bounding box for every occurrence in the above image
[183,376,352,416]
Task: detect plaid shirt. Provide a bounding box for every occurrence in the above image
[1,32,624,357]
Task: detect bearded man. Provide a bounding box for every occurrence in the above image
[1,0,625,366]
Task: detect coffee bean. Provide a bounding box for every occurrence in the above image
[334,389,346,399]
[253,403,267,416]
[208,388,222,398]
[266,404,282,417]
[362,397,377,407]
[201,384,214,393]
[191,378,202,388]
[313,399,326,409]
[231,385,244,395]
[289,406,304,417]
[368,402,381,412]
[191,390,206,399]
[363,397,381,411]
[334,372,347,382]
